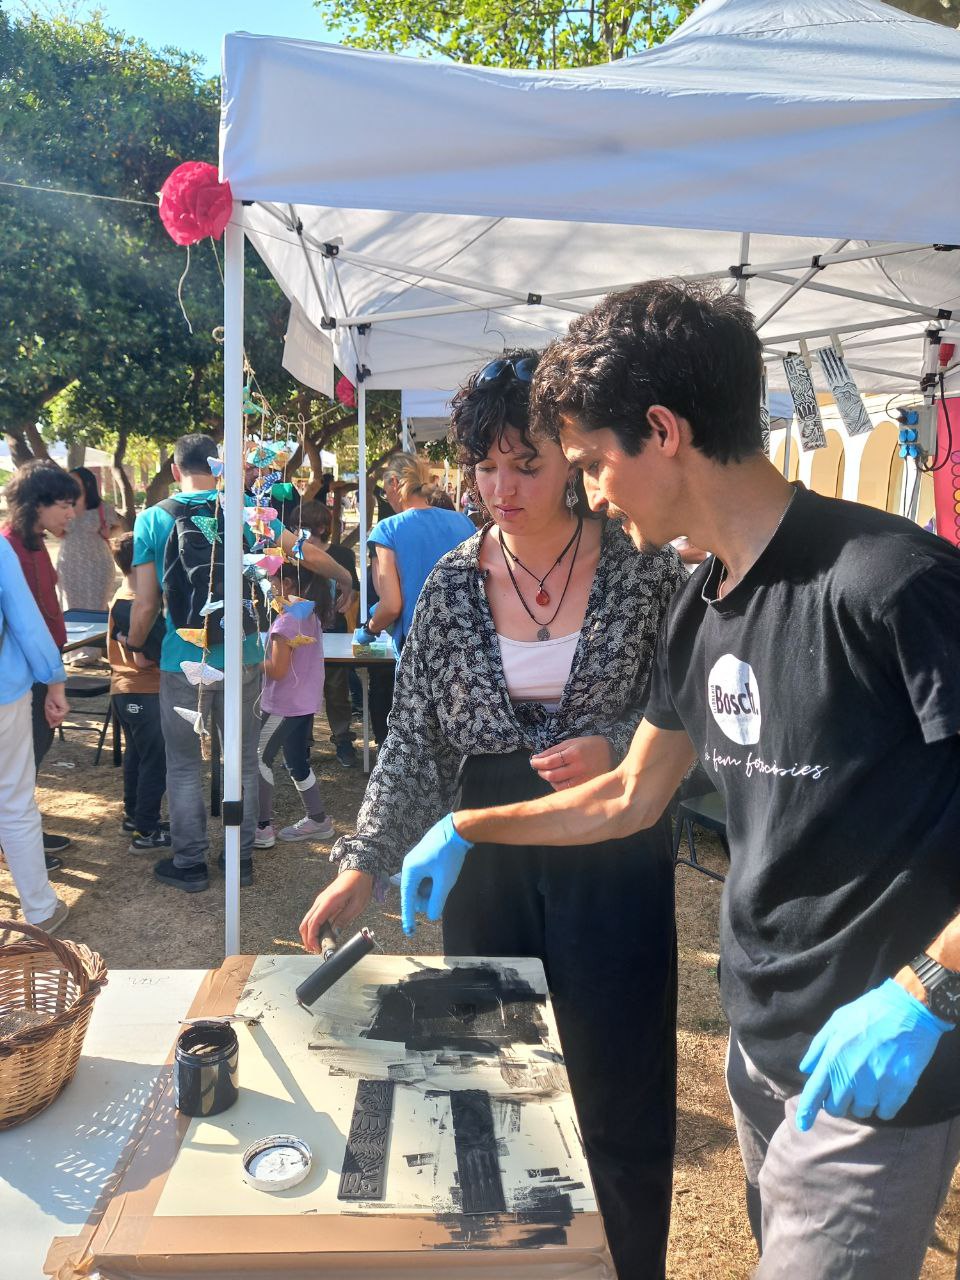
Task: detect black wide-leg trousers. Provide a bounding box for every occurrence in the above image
[443,750,677,1280]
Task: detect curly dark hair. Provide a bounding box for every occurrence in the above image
[5,460,81,550]
[531,280,764,464]
[449,348,541,470]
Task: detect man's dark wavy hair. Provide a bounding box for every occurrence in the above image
[5,460,81,550]
[531,280,764,464]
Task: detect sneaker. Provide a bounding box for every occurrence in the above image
[335,740,358,769]
[254,824,276,850]
[42,832,71,854]
[216,854,254,886]
[34,898,70,935]
[128,829,172,853]
[44,852,62,872]
[277,816,335,843]
[153,858,209,893]
[123,816,169,834]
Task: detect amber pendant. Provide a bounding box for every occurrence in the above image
[535,588,550,606]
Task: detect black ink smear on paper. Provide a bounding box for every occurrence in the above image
[363,965,547,1053]
[449,1089,506,1215]
[338,1078,394,1200]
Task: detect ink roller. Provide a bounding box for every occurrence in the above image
[296,924,376,1009]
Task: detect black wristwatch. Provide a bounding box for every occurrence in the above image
[909,953,960,1025]
[124,642,143,654]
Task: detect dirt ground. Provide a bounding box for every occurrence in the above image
[1,672,957,1278]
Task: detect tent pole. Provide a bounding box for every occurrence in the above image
[358,381,370,773]
[755,240,848,329]
[737,233,750,301]
[223,207,245,958]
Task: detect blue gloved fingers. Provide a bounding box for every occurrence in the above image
[849,1073,880,1120]
[426,875,451,922]
[875,1077,914,1122]
[795,1061,832,1131]
[399,864,420,936]
[798,1022,832,1076]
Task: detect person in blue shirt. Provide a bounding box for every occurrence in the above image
[359,453,476,651]
[124,434,355,895]
[0,536,71,933]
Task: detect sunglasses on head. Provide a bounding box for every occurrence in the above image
[476,356,537,386]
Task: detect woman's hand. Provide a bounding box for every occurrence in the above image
[529,734,614,791]
[44,684,69,729]
[299,870,374,952]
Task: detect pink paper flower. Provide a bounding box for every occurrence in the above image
[159,162,234,246]
[335,375,356,409]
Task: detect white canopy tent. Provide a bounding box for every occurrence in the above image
[217,0,960,952]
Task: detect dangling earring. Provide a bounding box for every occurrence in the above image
[565,475,578,511]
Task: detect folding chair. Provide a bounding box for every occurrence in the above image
[672,789,729,882]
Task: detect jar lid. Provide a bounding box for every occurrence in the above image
[241,1134,312,1192]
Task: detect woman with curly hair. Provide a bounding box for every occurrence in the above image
[301,351,686,1280]
[3,460,81,863]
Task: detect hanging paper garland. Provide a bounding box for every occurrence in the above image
[192,514,221,544]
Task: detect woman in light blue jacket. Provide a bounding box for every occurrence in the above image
[0,537,71,932]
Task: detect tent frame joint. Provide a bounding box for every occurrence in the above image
[319,316,336,329]
[222,799,243,827]
[527,292,542,305]
[356,363,371,383]
[321,241,340,258]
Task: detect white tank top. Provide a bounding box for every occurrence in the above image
[497,630,581,711]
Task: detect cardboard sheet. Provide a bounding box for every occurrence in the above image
[46,955,613,1279]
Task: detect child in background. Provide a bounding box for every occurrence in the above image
[107,534,169,852]
[255,564,332,848]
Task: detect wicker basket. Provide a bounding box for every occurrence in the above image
[0,919,107,1130]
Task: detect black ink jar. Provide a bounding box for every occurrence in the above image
[174,1021,239,1117]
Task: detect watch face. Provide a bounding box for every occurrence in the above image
[929,977,960,1024]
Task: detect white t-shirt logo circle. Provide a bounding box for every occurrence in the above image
[708,654,762,745]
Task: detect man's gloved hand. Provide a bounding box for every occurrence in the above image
[796,978,952,1131]
[400,814,473,935]
[353,623,377,646]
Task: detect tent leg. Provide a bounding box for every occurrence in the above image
[361,669,371,773]
[223,206,245,959]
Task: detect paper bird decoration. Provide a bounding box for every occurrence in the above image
[246,447,273,467]
[180,660,225,687]
[191,514,220,544]
[253,469,281,498]
[176,627,208,648]
[207,456,224,477]
[173,706,206,734]
[255,555,284,576]
[285,598,314,620]
[244,599,258,618]
[199,598,223,616]
[242,385,266,417]
[291,528,307,560]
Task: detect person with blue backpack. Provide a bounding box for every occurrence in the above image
[123,434,354,894]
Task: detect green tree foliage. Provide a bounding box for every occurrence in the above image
[0,7,289,475]
[316,0,699,67]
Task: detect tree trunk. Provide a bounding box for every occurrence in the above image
[4,431,35,467]
[144,455,176,506]
[111,428,136,530]
[23,422,50,461]
[66,443,85,469]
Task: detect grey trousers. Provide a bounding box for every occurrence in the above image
[726,1034,960,1280]
[159,667,261,868]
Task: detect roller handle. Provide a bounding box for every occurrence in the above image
[296,928,376,1009]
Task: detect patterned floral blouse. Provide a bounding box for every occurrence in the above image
[331,519,687,880]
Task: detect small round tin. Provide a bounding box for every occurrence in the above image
[241,1134,312,1192]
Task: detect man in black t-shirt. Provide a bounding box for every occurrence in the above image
[397,282,960,1279]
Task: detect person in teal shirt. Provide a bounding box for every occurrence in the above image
[125,434,354,894]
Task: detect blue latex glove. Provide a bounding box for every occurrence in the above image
[796,978,952,1131]
[353,624,377,646]
[399,814,473,935]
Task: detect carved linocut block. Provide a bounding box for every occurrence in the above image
[450,1088,506,1215]
[339,1079,395,1201]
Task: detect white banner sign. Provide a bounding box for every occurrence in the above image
[282,300,334,397]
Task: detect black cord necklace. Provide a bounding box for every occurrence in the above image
[498,520,583,640]
[499,517,582,606]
